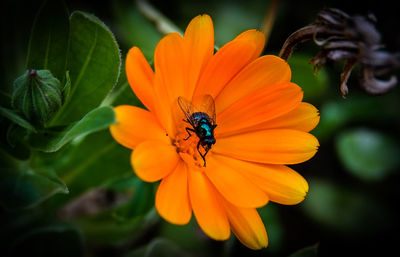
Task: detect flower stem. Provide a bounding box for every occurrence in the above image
[278,25,317,61]
[136,0,183,35]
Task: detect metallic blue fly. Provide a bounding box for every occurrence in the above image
[178,95,217,167]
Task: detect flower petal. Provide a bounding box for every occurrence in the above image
[234,29,266,60]
[156,161,192,225]
[205,154,269,208]
[153,33,185,135]
[216,82,303,137]
[193,30,265,101]
[183,14,214,98]
[216,55,291,113]
[213,154,309,205]
[213,129,319,164]
[154,33,186,101]
[258,102,320,132]
[188,170,230,240]
[126,47,155,112]
[222,199,268,250]
[131,140,180,182]
[109,105,168,149]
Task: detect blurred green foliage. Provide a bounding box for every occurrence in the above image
[336,128,400,181]
[288,54,328,101]
[1,0,399,257]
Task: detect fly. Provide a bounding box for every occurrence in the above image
[178,95,217,167]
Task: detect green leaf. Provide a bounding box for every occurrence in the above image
[26,0,69,81]
[49,11,121,125]
[9,225,84,257]
[0,151,68,211]
[288,54,328,101]
[30,106,115,152]
[0,106,37,133]
[51,130,132,199]
[336,128,400,181]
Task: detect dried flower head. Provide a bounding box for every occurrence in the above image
[279,8,400,97]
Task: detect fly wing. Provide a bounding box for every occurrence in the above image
[199,94,216,125]
[177,96,196,123]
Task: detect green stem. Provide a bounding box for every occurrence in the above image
[136,0,183,35]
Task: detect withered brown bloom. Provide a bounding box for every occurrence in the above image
[279,8,400,97]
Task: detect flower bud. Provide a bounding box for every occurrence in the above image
[11,69,62,126]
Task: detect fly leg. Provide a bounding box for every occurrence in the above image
[184,127,195,140]
[197,141,210,167]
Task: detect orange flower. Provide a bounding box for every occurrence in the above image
[110,14,319,249]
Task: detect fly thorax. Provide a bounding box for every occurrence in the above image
[199,123,212,137]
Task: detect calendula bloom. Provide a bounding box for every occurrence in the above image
[110,14,319,249]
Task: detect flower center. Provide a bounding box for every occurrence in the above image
[173,124,205,169]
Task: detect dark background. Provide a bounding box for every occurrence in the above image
[1,1,400,256]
